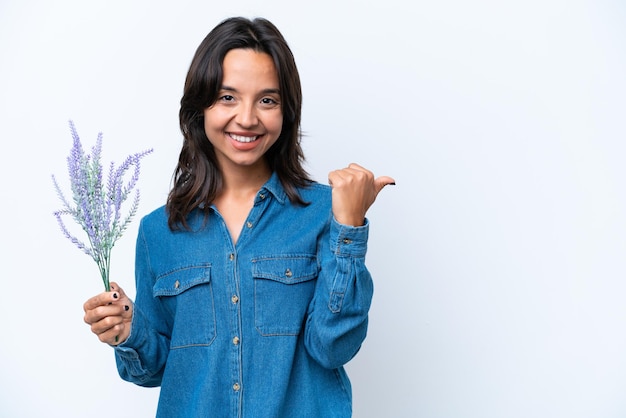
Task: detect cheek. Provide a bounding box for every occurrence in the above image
[269,113,284,135]
[203,109,224,135]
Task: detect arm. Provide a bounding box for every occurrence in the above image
[304,218,374,369]
[82,274,165,387]
[112,220,171,387]
[304,164,394,369]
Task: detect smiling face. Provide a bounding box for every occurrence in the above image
[203,48,283,177]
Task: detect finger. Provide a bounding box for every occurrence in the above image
[343,164,372,179]
[95,322,124,345]
[328,170,346,186]
[91,303,130,326]
[100,310,132,346]
[374,176,396,193]
[83,290,120,313]
[84,300,131,325]
[347,162,367,172]
[328,165,369,186]
[109,282,130,300]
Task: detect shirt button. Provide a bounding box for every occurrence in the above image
[231,295,239,304]
[233,383,241,391]
[174,280,180,289]
[259,193,265,199]
[229,253,234,261]
[285,269,293,278]
[246,221,253,228]
[342,238,352,244]
[232,336,240,345]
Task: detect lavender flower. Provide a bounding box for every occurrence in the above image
[52,120,153,291]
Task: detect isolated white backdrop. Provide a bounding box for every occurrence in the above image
[1,1,625,417]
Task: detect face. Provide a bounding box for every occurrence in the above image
[203,48,283,175]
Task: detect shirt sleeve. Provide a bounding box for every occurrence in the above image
[113,220,170,387]
[304,217,374,369]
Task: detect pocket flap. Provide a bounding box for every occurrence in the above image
[252,256,317,284]
[153,265,212,297]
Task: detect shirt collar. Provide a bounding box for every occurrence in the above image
[200,171,288,211]
[259,171,287,205]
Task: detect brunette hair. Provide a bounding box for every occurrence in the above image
[167,17,311,230]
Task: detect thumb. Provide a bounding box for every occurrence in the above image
[374,176,396,194]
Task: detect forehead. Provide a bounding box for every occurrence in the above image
[221,49,279,88]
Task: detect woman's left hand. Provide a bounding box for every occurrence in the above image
[328,163,395,226]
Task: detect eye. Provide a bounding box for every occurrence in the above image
[220,95,235,102]
[260,97,279,106]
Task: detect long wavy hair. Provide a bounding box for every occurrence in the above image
[166,17,311,230]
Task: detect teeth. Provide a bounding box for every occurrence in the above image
[230,134,258,143]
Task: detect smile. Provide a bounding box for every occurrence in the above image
[229,133,259,143]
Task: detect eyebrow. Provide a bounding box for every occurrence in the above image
[220,85,281,95]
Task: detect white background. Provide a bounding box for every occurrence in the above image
[1,0,625,417]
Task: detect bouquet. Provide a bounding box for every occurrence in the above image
[52,120,153,291]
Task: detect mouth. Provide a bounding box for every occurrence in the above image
[229,133,259,143]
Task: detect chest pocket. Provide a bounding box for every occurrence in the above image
[252,255,318,336]
[153,265,216,348]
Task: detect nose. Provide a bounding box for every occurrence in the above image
[235,102,258,128]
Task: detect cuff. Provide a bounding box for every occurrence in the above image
[330,217,369,257]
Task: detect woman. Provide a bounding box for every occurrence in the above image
[83,16,394,417]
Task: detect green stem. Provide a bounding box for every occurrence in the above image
[96,248,111,292]
[101,252,111,292]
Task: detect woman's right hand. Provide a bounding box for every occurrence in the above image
[83,282,133,346]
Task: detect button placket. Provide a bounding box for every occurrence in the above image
[227,250,243,400]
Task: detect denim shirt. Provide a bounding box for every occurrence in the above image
[114,172,374,418]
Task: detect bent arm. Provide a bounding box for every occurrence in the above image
[114,222,170,387]
[304,218,374,369]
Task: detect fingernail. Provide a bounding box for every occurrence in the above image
[388,182,396,186]
[124,305,130,311]
[113,293,118,299]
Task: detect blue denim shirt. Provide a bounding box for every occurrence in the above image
[114,172,374,417]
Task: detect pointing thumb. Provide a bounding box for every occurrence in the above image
[374,176,396,194]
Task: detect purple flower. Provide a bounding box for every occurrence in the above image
[52,120,153,291]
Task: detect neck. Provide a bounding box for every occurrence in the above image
[219,163,272,197]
